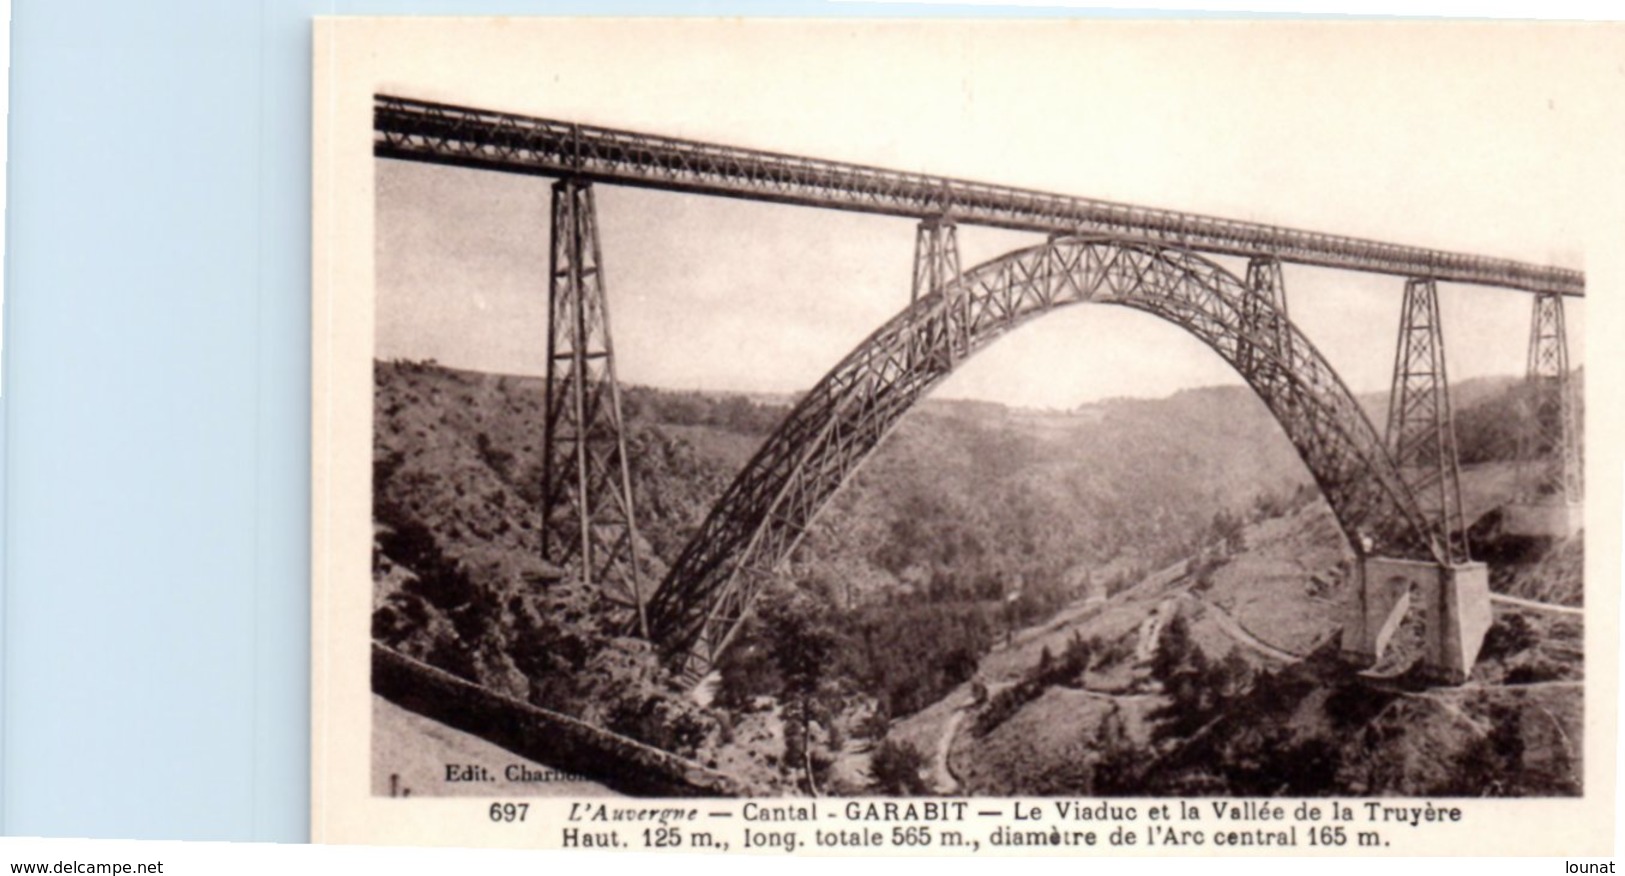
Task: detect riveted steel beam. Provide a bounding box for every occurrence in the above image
[646,237,1436,676]
[375,95,1583,298]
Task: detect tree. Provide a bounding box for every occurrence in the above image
[1150,612,1199,686]
[1148,612,1227,741]
[1090,704,1141,794]
[869,738,931,796]
[759,586,847,794]
[569,637,717,758]
[712,614,781,711]
[1210,508,1246,554]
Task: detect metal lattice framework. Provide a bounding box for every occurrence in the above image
[1239,257,1289,378]
[542,179,647,633]
[912,218,962,303]
[374,95,1583,298]
[911,218,967,362]
[1384,279,1469,565]
[646,236,1440,677]
[1525,292,1581,501]
[372,94,1586,681]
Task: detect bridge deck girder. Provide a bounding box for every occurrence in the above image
[375,94,1583,298]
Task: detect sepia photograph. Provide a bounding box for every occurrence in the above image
[313,17,1621,850]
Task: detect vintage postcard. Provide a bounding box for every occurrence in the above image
[312,17,1624,854]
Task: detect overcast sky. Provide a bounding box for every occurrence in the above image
[370,20,1601,409]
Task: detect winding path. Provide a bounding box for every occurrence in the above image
[915,567,1580,797]
[930,709,967,794]
[1490,593,1584,617]
[1195,595,1302,663]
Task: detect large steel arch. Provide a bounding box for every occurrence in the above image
[646,236,1440,677]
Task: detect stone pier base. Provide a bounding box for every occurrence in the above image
[1501,500,1583,539]
[1341,557,1492,685]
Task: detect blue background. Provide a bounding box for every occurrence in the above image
[0,0,1107,842]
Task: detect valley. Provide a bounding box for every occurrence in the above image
[368,359,1583,798]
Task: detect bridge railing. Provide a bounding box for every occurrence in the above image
[375,94,1583,297]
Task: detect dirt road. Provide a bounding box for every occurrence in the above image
[1490,593,1584,617]
[1195,595,1302,663]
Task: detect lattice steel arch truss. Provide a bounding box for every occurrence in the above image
[645,236,1441,678]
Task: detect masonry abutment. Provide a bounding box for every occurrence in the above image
[1342,277,1486,684]
[1342,557,1491,684]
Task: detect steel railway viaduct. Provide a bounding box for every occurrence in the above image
[376,95,1584,686]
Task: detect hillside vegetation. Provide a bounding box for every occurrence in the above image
[370,358,1584,795]
[940,495,1583,798]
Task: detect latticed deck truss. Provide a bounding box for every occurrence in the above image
[374,95,1582,297]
